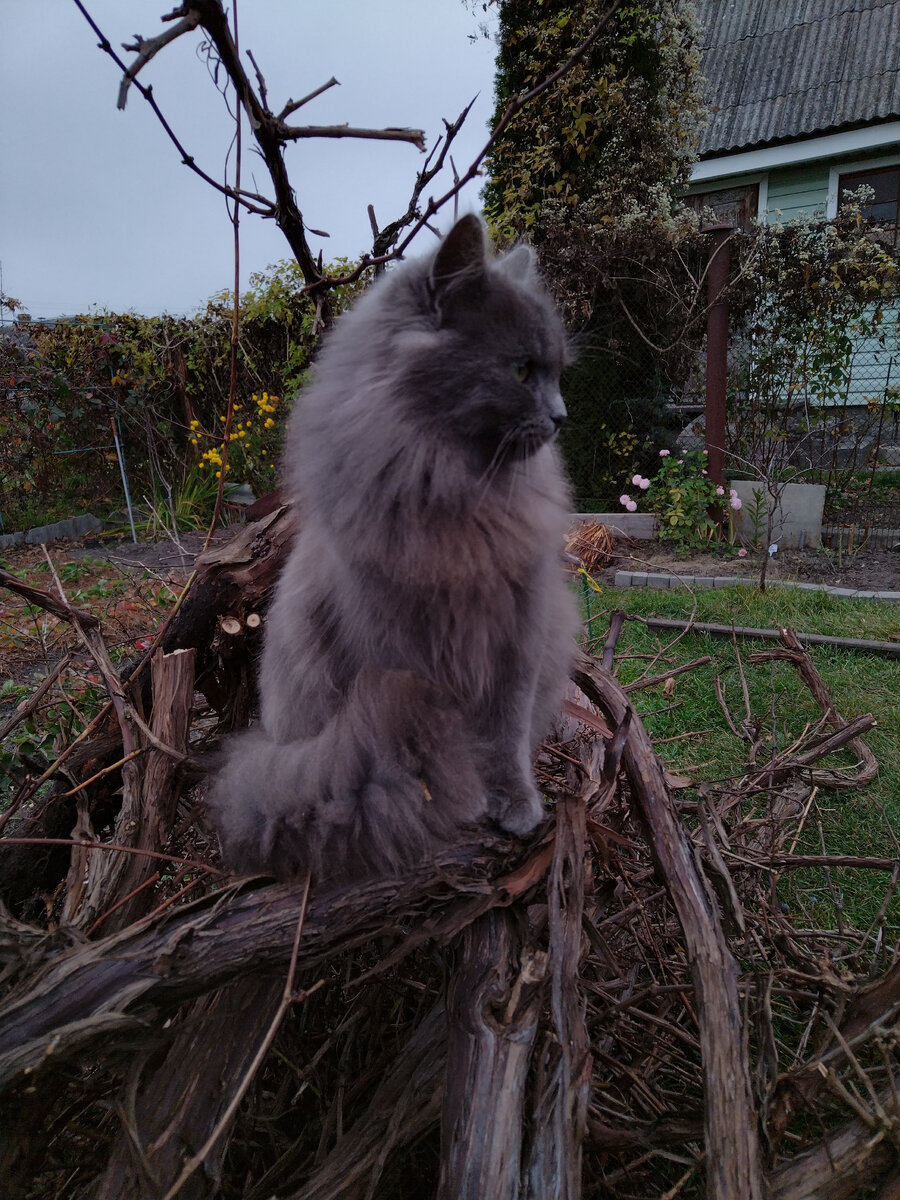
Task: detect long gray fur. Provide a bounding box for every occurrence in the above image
[208,215,578,882]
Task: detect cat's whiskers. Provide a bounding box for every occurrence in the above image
[472,427,518,510]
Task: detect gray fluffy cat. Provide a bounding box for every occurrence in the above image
[208,214,577,882]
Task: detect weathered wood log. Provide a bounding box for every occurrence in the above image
[573,652,766,1200]
[0,509,294,922]
[160,505,298,724]
[524,786,592,1199]
[60,620,146,932]
[95,647,196,935]
[96,975,283,1200]
[438,911,545,1200]
[769,1087,900,1199]
[287,1002,446,1200]
[0,837,546,1097]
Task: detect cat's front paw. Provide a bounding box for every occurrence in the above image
[487,779,547,837]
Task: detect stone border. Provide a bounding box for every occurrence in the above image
[613,570,900,603]
[0,513,103,550]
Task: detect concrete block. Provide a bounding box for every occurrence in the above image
[729,481,826,550]
[646,574,672,588]
[24,513,103,545]
[573,512,658,540]
[613,572,633,587]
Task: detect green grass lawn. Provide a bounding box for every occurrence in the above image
[581,582,900,932]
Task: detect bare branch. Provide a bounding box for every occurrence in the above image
[245,47,268,109]
[0,567,99,630]
[73,0,277,219]
[117,14,201,110]
[317,1,626,292]
[279,122,425,149]
[277,75,340,121]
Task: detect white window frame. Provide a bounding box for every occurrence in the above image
[826,153,900,218]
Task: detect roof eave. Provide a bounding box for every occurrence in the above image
[691,119,900,185]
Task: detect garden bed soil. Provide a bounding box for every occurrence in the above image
[601,541,900,594]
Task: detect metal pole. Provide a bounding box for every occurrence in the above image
[704,223,732,498]
[110,416,138,544]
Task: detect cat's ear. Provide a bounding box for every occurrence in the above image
[429,215,487,299]
[498,243,537,283]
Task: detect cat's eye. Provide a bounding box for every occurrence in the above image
[511,359,533,383]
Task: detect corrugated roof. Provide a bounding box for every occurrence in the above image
[697,0,900,155]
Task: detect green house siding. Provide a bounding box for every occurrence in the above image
[764,164,829,222]
[692,149,900,408]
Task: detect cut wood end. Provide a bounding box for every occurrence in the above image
[245,613,261,628]
[219,617,243,636]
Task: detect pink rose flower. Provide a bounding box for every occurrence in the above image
[626,500,637,512]
[659,449,670,457]
[715,485,725,496]
[619,494,631,507]
[730,495,742,510]
[738,548,747,557]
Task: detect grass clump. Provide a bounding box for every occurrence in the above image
[581,582,900,933]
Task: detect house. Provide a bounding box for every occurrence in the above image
[690,0,900,430]
[691,0,900,233]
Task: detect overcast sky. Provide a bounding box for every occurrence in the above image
[0,1,499,318]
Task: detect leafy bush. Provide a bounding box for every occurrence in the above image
[0,259,364,532]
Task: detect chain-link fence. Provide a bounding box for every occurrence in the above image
[558,222,900,538]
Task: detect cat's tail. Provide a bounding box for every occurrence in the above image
[206,670,488,883]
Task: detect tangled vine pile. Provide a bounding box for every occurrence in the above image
[0,513,897,1199]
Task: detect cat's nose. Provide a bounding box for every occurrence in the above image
[551,410,566,431]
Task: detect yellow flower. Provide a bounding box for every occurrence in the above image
[264,417,275,428]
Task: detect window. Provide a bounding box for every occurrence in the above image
[838,166,900,243]
[688,183,760,230]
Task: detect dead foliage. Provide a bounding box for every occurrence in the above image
[1,514,898,1199]
[565,519,615,576]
